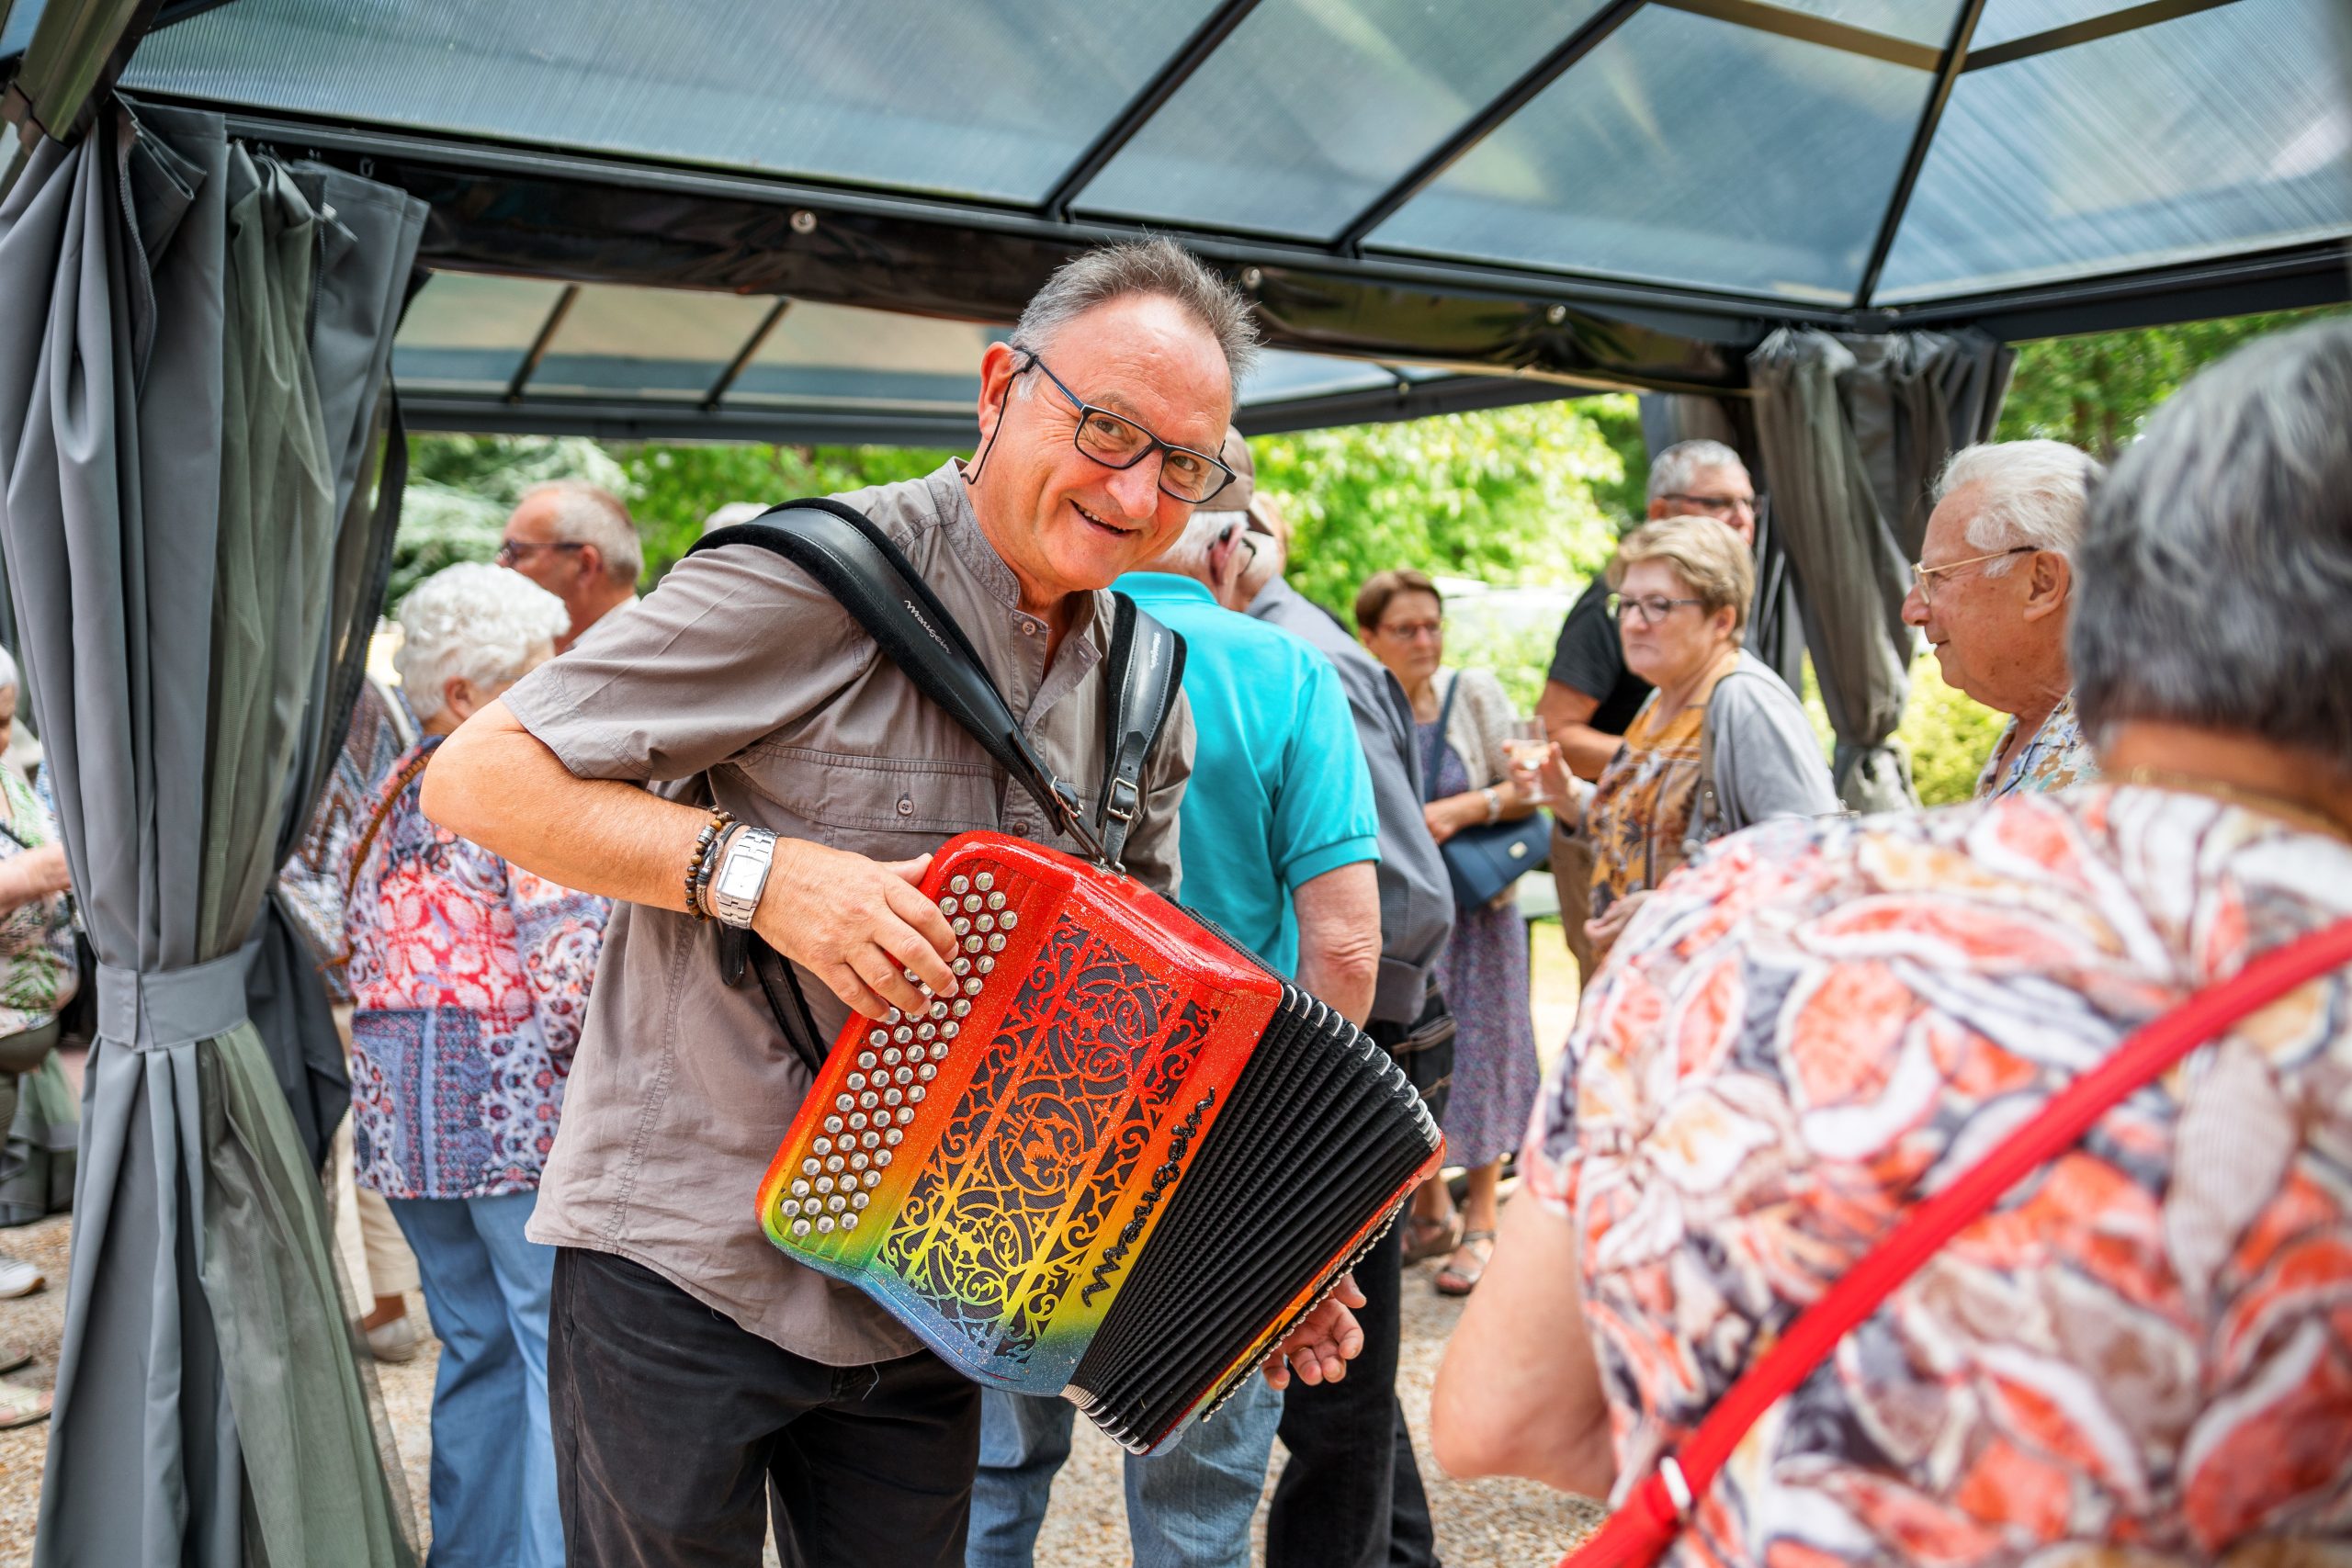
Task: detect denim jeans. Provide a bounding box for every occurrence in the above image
[388,1190,563,1568]
[967,1376,1283,1568]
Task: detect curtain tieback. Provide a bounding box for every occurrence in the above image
[96,951,253,1050]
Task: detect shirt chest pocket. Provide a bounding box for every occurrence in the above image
[738,746,1006,852]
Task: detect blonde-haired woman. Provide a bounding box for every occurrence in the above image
[1357,568,1541,1296]
[1577,518,1835,963]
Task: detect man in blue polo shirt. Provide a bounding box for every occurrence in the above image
[967,454,1382,1568]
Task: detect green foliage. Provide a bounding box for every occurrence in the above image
[615,442,951,581]
[1442,597,1567,716]
[1896,654,2008,807]
[1997,305,2350,458]
[1250,396,1634,620]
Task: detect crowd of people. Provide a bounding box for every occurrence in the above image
[4,235,2348,1567]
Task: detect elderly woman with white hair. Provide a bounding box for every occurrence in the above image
[1902,439,2106,796]
[346,564,609,1568]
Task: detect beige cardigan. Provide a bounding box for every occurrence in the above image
[1430,667,1517,795]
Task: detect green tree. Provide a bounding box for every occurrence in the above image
[615,442,950,581]
[1250,395,1634,619]
[1997,305,2350,458]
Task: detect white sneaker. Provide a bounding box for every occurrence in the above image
[0,1257,43,1299]
[367,1314,421,1364]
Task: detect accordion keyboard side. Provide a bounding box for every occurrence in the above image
[755,831,1283,1394]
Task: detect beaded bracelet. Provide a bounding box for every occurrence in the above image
[684,807,736,920]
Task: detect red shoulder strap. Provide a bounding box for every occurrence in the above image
[1559,913,2352,1568]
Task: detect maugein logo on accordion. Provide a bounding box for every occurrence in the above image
[753,830,1442,1455]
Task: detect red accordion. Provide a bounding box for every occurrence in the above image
[756,831,1442,1454]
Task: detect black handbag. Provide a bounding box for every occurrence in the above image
[1424,673,1549,910]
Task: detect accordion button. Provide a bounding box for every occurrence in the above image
[867,1029,887,1047]
[961,894,980,913]
[778,1198,799,1217]
[790,1179,809,1198]
[893,1026,914,1044]
[987,934,1006,953]
[962,977,984,997]
[952,1000,971,1018]
[907,1087,926,1104]
[914,1022,935,1042]
[863,1170,882,1188]
[845,1073,865,1092]
[937,897,956,916]
[976,957,996,976]
[822,1116,842,1135]
[896,1106,917,1125]
[885,1008,903,1025]
[827,1195,846,1214]
[825,1155,845,1174]
[812,1137,832,1156]
[918,1063,937,1082]
[834,1094,855,1114]
[849,1152,868,1171]
[975,872,994,892]
[1000,911,1018,931]
[928,1000,949,1021]
[817,1215,836,1234]
[814,1175,832,1194]
[791,1218,811,1238]
[963,936,982,955]
[883,1089,904,1107]
[852,1191,870,1211]
[949,875,969,895]
[861,1132,880,1151]
[952,917,971,937]
[986,890,1006,911]
[974,913,995,933]
[801,1157,820,1177]
[893,1066,914,1086]
[841,1212,859,1231]
[953,957,972,976]
[856,1052,876,1071]
[876,1147,895,1165]
[860,1092,879,1110]
[930,1043,952,1063]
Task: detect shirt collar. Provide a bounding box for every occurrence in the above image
[932,459,1113,660]
[1114,571,1217,608]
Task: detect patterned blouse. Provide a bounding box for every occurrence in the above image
[0,768,75,1037]
[1583,661,1730,943]
[1527,785,2352,1566]
[279,678,416,1004]
[345,738,609,1200]
[1975,690,2098,799]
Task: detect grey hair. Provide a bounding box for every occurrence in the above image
[394,562,571,723]
[1646,439,1747,503]
[1012,240,1260,384]
[2072,318,2352,773]
[1152,509,1247,579]
[517,480,641,582]
[1935,440,2105,578]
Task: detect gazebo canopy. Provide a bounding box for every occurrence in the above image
[6,0,2348,443]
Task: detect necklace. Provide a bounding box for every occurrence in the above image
[2113,767,2352,843]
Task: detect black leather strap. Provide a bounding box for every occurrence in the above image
[1095,592,1185,870]
[695,501,1106,861]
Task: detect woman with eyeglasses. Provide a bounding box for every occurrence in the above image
[1356,568,1542,1297]
[1576,517,1834,964]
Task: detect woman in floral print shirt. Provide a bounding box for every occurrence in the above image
[1432,321,2352,1563]
[346,565,606,1568]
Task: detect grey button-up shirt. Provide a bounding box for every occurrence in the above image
[1248,577,1451,1025]
[502,462,1193,1363]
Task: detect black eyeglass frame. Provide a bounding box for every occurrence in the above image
[1015,350,1237,506]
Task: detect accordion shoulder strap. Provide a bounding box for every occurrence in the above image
[1098,592,1185,870]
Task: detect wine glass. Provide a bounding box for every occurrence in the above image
[1501,718,1557,806]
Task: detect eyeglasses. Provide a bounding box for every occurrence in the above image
[1374,617,1442,642]
[495,538,586,568]
[1657,491,1757,516]
[1910,546,2034,606]
[1017,352,1236,505]
[1607,592,1705,626]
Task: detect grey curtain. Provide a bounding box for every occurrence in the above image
[1747,327,2013,811]
[0,100,423,1567]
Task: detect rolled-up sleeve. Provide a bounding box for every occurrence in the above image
[502,545,870,783]
[1272,655,1380,890]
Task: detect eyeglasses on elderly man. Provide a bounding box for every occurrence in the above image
[1016,349,1237,505]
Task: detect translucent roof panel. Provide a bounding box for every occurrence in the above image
[1239,349,1400,404]
[529,286,777,400]
[121,0,1222,203]
[1367,6,1934,303]
[1,1,47,58]
[390,274,571,391]
[1970,0,2152,49]
[731,303,998,410]
[1072,0,1606,241]
[1874,0,2352,304]
[1768,0,1963,46]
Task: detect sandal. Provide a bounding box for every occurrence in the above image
[1434,1230,1497,1297]
[1400,1212,1460,1266]
[0,1378,51,1430]
[0,1343,32,1377]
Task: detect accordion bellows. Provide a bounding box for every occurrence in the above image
[757,832,1443,1453]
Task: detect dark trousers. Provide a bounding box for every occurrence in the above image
[1267,1179,1441,1568]
[550,1247,981,1568]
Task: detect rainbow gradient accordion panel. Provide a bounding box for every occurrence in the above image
[757,831,1442,1454]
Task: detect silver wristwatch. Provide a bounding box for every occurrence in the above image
[707,826,779,930]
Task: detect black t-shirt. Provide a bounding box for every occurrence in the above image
[1547,577,1652,737]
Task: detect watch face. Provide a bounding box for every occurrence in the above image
[718,855,765,901]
